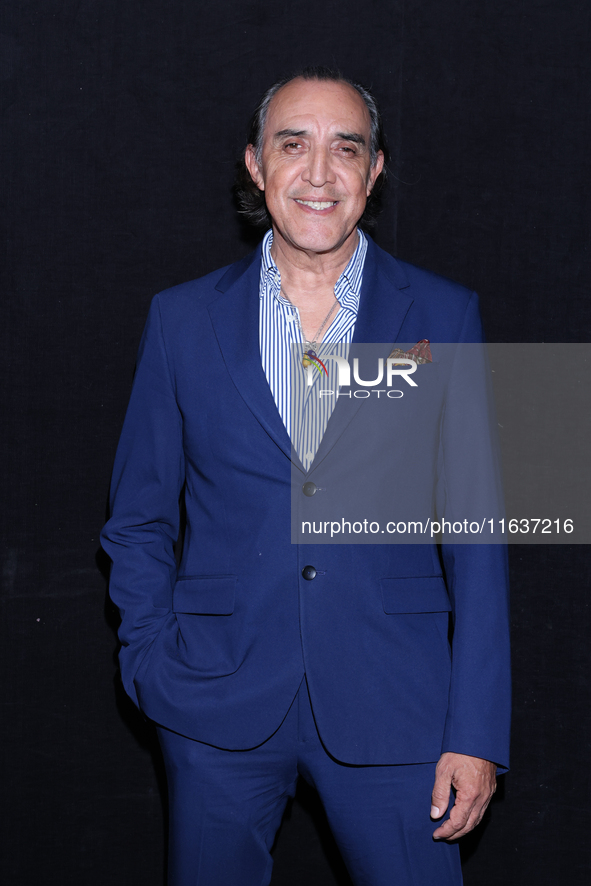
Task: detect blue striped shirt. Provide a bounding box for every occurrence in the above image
[259,228,367,468]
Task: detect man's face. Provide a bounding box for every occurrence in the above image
[245,78,384,257]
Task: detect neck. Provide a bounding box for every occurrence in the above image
[270,227,358,302]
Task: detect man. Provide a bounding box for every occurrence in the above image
[101,67,510,886]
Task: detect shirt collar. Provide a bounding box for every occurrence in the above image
[260,228,367,314]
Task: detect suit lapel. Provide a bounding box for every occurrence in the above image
[207,248,294,461]
[206,238,415,473]
[310,238,415,471]
[352,238,413,345]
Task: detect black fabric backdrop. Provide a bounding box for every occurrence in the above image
[1,1,590,883]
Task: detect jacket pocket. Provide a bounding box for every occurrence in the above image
[380,576,451,613]
[172,576,236,615]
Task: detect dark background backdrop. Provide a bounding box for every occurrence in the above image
[1,1,589,883]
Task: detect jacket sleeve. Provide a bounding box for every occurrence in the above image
[439,292,511,770]
[100,295,184,707]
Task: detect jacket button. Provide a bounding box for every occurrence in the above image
[302,565,317,581]
[303,482,317,497]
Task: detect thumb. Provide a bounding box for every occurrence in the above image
[431,765,452,819]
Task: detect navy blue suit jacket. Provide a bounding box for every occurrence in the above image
[101,236,511,768]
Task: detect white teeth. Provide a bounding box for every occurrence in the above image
[295,200,335,210]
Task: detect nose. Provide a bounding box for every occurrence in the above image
[303,145,336,188]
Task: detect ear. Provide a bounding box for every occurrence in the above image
[245,145,264,191]
[366,150,385,195]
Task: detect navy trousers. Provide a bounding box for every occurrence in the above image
[156,680,462,886]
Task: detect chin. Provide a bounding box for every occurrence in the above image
[286,224,353,254]
[294,237,342,254]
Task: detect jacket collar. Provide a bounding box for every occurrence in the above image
[208,246,294,460]
[311,236,414,470]
[207,237,414,470]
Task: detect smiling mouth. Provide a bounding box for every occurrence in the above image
[294,199,338,211]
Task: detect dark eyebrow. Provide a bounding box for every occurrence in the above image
[274,129,308,140]
[273,129,367,147]
[335,132,367,146]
